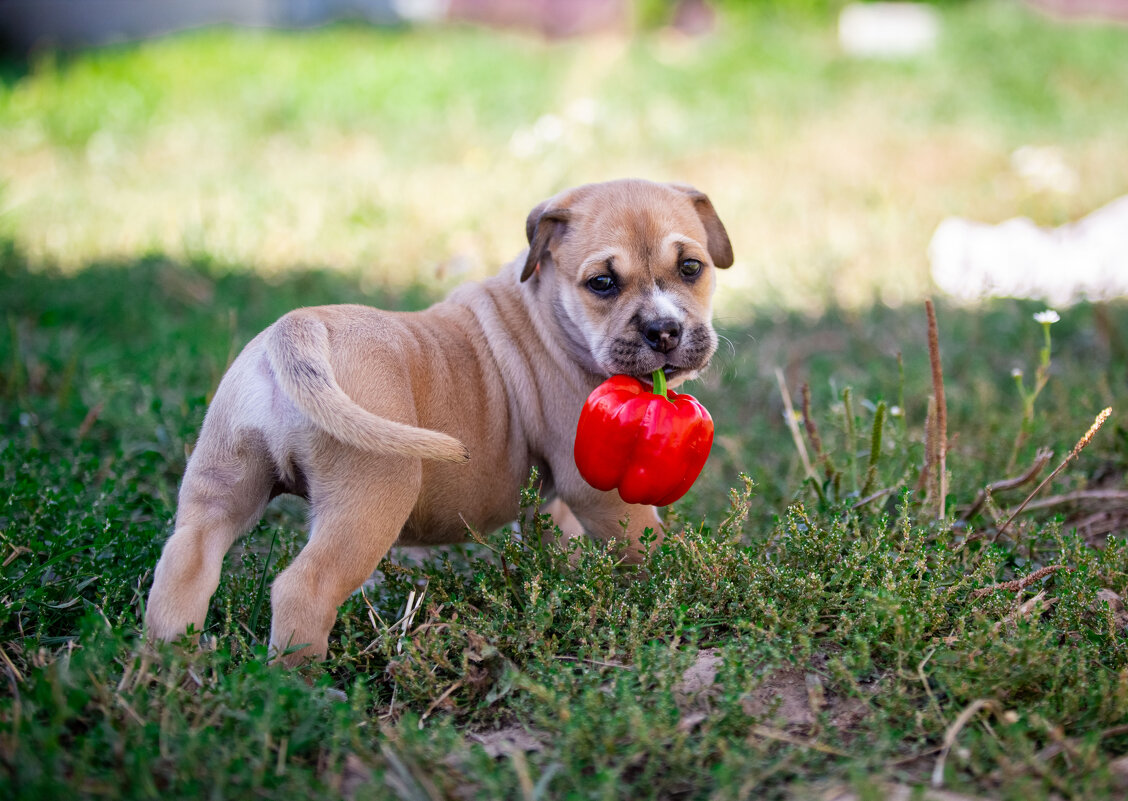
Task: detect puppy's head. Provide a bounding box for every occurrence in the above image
[522,179,733,387]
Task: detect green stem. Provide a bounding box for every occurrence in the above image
[651,368,668,399]
[247,527,278,638]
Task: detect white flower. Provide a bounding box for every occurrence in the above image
[532,114,564,144]
[1033,309,1060,324]
[1011,368,1024,378]
[565,97,598,127]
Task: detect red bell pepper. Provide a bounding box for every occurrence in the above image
[574,369,714,506]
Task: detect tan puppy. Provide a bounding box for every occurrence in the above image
[145,179,733,664]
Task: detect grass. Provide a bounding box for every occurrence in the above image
[2,1,1128,312]
[3,3,1128,799]
[3,246,1127,799]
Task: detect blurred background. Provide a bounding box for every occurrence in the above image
[1,0,1127,317]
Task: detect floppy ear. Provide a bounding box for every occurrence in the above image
[672,185,734,269]
[521,202,572,282]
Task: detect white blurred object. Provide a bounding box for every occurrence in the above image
[838,3,940,58]
[1011,146,1080,194]
[509,114,563,159]
[929,195,1128,305]
[508,98,600,159]
[392,0,449,22]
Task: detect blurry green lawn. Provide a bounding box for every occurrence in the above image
[2,1,1128,314]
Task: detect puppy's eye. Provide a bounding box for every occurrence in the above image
[679,258,703,278]
[587,275,616,294]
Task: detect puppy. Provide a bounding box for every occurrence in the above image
[145,178,733,664]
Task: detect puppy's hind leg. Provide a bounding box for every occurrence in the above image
[269,451,420,666]
[146,432,275,644]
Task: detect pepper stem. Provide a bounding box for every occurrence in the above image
[651,368,668,399]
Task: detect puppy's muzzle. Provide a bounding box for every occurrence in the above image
[641,318,682,354]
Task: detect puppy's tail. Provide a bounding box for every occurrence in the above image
[265,312,470,464]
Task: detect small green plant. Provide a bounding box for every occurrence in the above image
[1009,309,1060,471]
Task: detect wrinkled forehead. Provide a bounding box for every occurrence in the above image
[562,184,708,261]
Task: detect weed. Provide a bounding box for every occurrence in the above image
[1009,309,1062,472]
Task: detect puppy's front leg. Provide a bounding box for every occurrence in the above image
[562,490,665,565]
[540,497,585,549]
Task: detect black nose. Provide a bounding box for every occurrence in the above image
[642,318,682,353]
